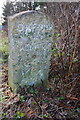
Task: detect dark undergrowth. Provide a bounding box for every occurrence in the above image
[0,63,80,120]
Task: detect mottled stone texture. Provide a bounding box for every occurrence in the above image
[8,11,53,92]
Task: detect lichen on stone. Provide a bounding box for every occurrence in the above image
[8,11,53,92]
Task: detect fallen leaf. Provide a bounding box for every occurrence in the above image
[25,107,36,119]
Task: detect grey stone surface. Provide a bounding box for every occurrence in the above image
[8,10,53,92]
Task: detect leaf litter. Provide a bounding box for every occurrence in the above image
[0,64,80,120]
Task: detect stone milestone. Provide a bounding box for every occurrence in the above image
[8,11,53,92]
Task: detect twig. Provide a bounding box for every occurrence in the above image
[31,95,42,112]
[67,26,79,83]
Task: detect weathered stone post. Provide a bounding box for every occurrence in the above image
[8,11,53,92]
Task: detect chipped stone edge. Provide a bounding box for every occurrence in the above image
[8,10,45,21]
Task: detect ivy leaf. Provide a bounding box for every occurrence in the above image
[57,96,65,101]
[72,58,79,63]
[77,107,80,112]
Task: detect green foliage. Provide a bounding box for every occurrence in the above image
[46,87,52,92]
[43,114,48,118]
[2,113,7,118]
[32,101,37,105]
[54,33,61,40]
[67,53,72,57]
[56,33,61,38]
[19,95,26,102]
[52,48,58,54]
[12,111,25,119]
[2,1,14,26]
[16,111,25,118]
[2,52,9,63]
[27,86,38,95]
[29,88,38,94]
[0,93,9,103]
[77,107,80,112]
[65,85,70,89]
[72,58,79,63]
[57,96,65,101]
